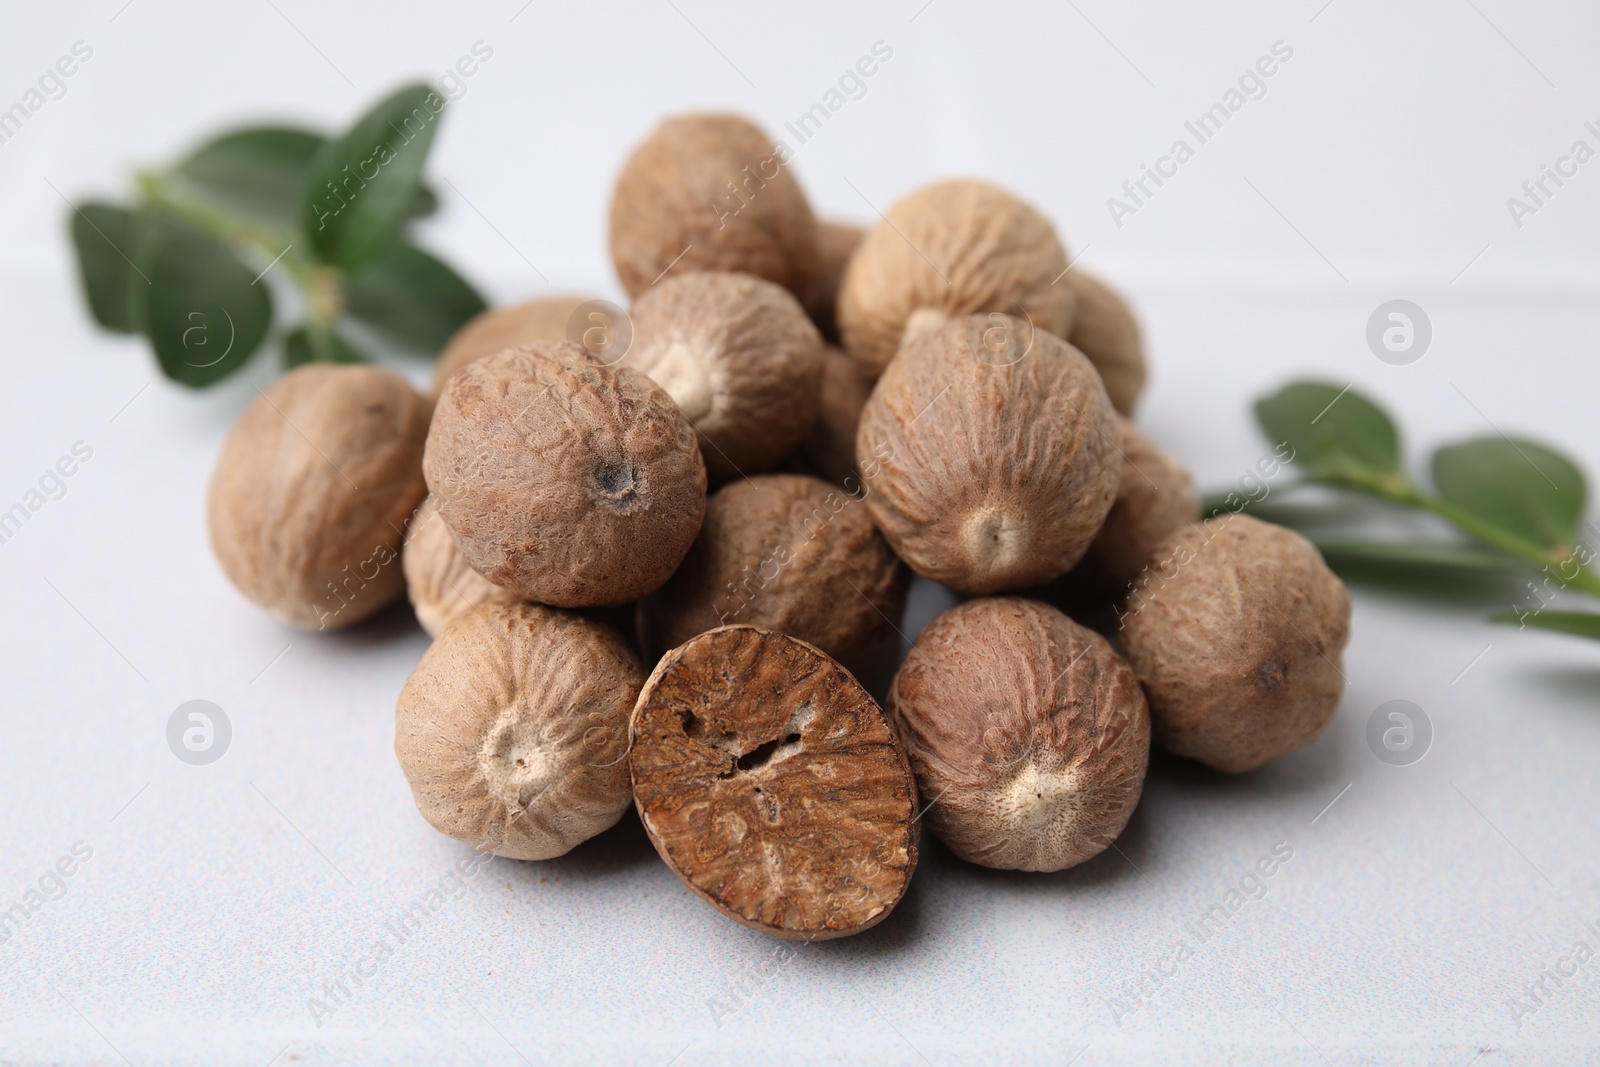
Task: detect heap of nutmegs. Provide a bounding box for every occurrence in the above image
[208,114,1352,941]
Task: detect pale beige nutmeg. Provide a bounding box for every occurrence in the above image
[395,602,645,860]
[1042,418,1199,612]
[781,346,874,489]
[855,314,1120,595]
[1065,270,1146,416]
[890,597,1150,872]
[609,114,817,299]
[208,363,430,630]
[630,625,919,939]
[432,295,595,396]
[402,495,518,637]
[424,342,707,607]
[624,271,824,482]
[803,220,864,343]
[836,179,1075,378]
[1120,513,1352,774]
[638,474,907,680]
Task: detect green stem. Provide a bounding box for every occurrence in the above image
[135,171,314,287]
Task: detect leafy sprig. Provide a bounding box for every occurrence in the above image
[69,83,485,386]
[1211,381,1600,643]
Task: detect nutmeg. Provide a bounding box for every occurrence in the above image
[609,114,816,299]
[432,295,595,396]
[855,313,1120,594]
[395,602,644,859]
[402,494,519,637]
[781,346,874,489]
[803,220,864,343]
[1064,270,1146,416]
[890,597,1150,872]
[624,271,824,482]
[637,474,906,680]
[207,363,430,630]
[1120,514,1352,773]
[836,179,1075,378]
[629,625,919,939]
[424,342,706,607]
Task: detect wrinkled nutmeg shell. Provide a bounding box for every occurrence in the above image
[1121,513,1352,774]
[1064,270,1146,417]
[207,363,430,630]
[433,295,595,397]
[625,272,824,482]
[836,179,1075,378]
[424,342,707,607]
[402,494,519,638]
[780,346,874,489]
[803,220,864,343]
[630,626,919,940]
[638,474,907,680]
[395,602,644,859]
[856,314,1121,595]
[609,114,817,299]
[891,598,1151,872]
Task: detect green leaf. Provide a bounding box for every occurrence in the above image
[283,324,367,368]
[406,184,439,218]
[303,83,446,269]
[343,240,485,353]
[1315,540,1526,574]
[69,202,143,333]
[1255,381,1401,475]
[1490,609,1600,641]
[174,126,326,228]
[1431,437,1587,552]
[132,211,271,387]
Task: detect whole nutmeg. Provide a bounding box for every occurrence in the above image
[836,179,1075,378]
[208,363,429,630]
[1065,270,1146,416]
[624,272,824,482]
[1121,513,1352,773]
[803,220,864,343]
[402,495,518,637]
[630,626,919,939]
[432,295,595,396]
[781,346,874,489]
[424,342,706,607]
[855,314,1120,595]
[638,474,907,680]
[890,598,1150,872]
[395,602,644,859]
[1041,418,1199,613]
[609,114,817,299]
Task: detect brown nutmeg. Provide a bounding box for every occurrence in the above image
[638,474,907,679]
[781,346,874,489]
[855,314,1120,595]
[630,626,918,939]
[624,272,824,482]
[432,295,595,396]
[402,495,519,637]
[1065,270,1146,416]
[208,363,429,630]
[1121,514,1352,774]
[836,179,1075,378]
[609,114,816,299]
[395,602,644,859]
[803,220,865,343]
[1041,418,1199,613]
[890,598,1150,872]
[424,342,706,607]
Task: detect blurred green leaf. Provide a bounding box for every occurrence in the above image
[1255,381,1400,474]
[1315,539,1526,574]
[70,202,142,333]
[406,184,438,218]
[1490,609,1600,641]
[303,83,444,269]
[1432,437,1587,552]
[174,126,325,228]
[283,324,367,368]
[133,211,271,387]
[343,240,485,353]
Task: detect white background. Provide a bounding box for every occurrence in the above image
[1,1,1599,1064]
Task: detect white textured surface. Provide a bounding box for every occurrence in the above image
[2,2,1600,1064]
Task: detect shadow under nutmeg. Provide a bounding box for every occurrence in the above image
[502,806,662,883]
